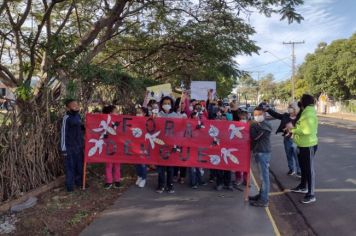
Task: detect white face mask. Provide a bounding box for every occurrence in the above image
[162,104,171,112]
[152,109,159,114]
[288,108,294,114]
[254,115,265,123]
[241,119,248,123]
[189,106,193,111]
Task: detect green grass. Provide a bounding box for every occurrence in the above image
[68,211,89,226]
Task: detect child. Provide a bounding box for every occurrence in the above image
[249,107,272,207]
[156,96,180,193]
[189,103,208,189]
[60,99,84,192]
[135,106,149,188]
[102,105,121,189]
[234,110,249,189]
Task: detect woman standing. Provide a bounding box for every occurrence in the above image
[266,102,301,177]
[287,94,318,204]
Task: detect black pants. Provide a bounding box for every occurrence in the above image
[216,170,232,187]
[173,167,187,179]
[298,145,317,196]
[157,166,173,189]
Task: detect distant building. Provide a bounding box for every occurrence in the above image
[0,81,15,99]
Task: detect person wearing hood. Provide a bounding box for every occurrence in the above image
[249,106,272,207]
[266,102,301,177]
[60,99,84,192]
[287,94,318,204]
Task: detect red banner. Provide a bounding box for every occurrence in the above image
[84,114,251,172]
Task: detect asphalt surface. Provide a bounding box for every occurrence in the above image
[268,118,356,235]
[80,174,276,236]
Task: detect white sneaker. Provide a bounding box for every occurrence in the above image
[138,179,146,188]
[135,177,142,185]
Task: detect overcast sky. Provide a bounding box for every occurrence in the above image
[236,0,356,82]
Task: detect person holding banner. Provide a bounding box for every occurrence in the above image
[135,106,149,188]
[102,105,122,189]
[249,107,272,207]
[156,96,180,193]
[189,102,208,189]
[172,97,188,184]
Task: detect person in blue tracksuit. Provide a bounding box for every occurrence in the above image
[60,99,84,192]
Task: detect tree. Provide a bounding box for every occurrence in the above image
[0,0,305,202]
[296,34,356,100]
[257,73,277,101]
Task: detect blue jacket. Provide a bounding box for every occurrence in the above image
[60,111,83,154]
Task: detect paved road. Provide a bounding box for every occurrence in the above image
[269,119,356,235]
[81,174,276,236]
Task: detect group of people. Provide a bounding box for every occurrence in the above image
[248,94,318,207]
[60,91,318,208]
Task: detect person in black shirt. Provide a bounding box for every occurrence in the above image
[266,102,301,177]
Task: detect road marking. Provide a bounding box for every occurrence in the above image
[250,171,281,236]
[269,188,356,196]
[346,178,356,185]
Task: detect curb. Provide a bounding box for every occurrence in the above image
[0,176,65,213]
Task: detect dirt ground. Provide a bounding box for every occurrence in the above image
[2,164,135,236]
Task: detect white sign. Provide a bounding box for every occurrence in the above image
[190,81,216,100]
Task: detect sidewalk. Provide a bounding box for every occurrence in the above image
[318,113,356,130]
[80,174,277,236]
[318,112,356,122]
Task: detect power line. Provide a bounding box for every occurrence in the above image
[283,40,305,101]
[241,57,291,70]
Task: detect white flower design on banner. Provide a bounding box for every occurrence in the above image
[131,128,143,138]
[221,148,239,164]
[88,139,104,157]
[92,115,117,138]
[228,124,244,140]
[208,125,219,137]
[209,155,221,165]
[89,115,117,157]
[145,131,165,149]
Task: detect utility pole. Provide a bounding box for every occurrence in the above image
[283,40,305,101]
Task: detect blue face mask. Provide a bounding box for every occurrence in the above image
[226,113,233,121]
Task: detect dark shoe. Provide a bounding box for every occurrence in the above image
[173,177,178,183]
[301,195,316,204]
[200,181,208,186]
[224,185,234,191]
[114,182,121,189]
[232,182,243,191]
[192,185,198,189]
[67,187,74,192]
[156,187,165,194]
[287,170,295,176]
[250,200,268,207]
[104,183,113,190]
[179,178,185,184]
[291,185,308,194]
[167,187,175,194]
[248,194,260,202]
